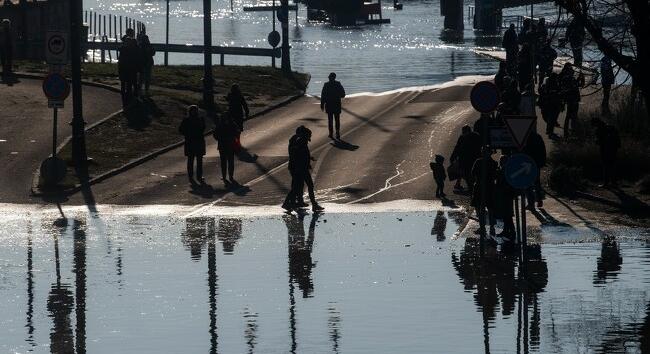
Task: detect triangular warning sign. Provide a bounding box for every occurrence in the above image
[503,116,536,149]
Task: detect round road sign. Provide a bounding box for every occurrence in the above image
[47,34,66,56]
[40,157,67,186]
[268,30,281,48]
[42,73,70,101]
[470,81,500,113]
[504,153,539,190]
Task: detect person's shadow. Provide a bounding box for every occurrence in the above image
[440,196,459,208]
[238,147,259,163]
[330,139,359,151]
[190,183,217,199]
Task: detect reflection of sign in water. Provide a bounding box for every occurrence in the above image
[504,153,538,190]
[268,30,281,48]
[46,31,69,64]
[470,81,500,113]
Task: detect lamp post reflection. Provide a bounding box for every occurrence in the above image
[26,220,35,349]
[73,219,88,354]
[47,219,75,354]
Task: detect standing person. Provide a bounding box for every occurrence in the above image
[600,56,615,114]
[450,125,481,192]
[517,44,533,92]
[118,29,140,107]
[179,105,206,185]
[560,63,583,138]
[523,130,547,208]
[538,73,563,139]
[320,72,346,140]
[566,17,585,67]
[471,149,498,236]
[214,115,240,185]
[0,19,13,82]
[591,118,621,187]
[226,84,249,132]
[494,61,508,94]
[137,28,155,96]
[282,126,324,212]
[537,39,557,90]
[430,154,447,198]
[502,23,518,74]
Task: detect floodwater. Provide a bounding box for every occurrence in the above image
[83,0,562,94]
[1,204,649,353]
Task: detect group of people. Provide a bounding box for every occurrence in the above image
[0,18,13,82]
[118,27,155,107]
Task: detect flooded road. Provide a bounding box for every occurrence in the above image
[1,204,649,353]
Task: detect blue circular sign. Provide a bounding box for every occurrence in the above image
[504,153,539,190]
[42,73,70,101]
[470,81,500,113]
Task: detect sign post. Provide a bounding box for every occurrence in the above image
[41,73,71,186]
[46,31,69,65]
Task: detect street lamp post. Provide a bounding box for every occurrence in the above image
[165,0,170,66]
[203,0,215,117]
[70,0,87,167]
[280,0,291,74]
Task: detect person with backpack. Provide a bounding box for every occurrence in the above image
[321,72,346,140]
[592,118,621,187]
[137,28,156,96]
[179,105,206,186]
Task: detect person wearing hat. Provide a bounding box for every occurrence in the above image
[320,72,346,140]
[283,126,324,212]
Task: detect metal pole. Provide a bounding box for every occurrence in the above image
[280,0,291,74]
[70,0,88,166]
[52,108,58,158]
[119,15,123,38]
[165,0,170,66]
[479,113,490,248]
[203,0,215,116]
[520,192,527,259]
[272,0,276,68]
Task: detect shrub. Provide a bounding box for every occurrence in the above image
[638,175,650,195]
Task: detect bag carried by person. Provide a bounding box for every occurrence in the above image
[233,134,242,153]
[447,160,461,181]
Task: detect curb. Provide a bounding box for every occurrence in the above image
[31,89,309,198]
[15,72,122,93]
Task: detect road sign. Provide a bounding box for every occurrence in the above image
[268,30,281,48]
[503,115,536,149]
[470,81,500,113]
[42,73,71,101]
[504,153,539,190]
[46,31,69,65]
[40,157,67,186]
[489,127,516,148]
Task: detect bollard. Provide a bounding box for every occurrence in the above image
[220,54,225,66]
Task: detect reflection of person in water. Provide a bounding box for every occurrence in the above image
[594,236,623,284]
[431,211,447,242]
[284,213,319,298]
[522,244,549,351]
[217,218,243,255]
[181,217,216,261]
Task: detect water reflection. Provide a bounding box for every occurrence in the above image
[284,213,319,299]
[182,217,215,261]
[73,219,88,354]
[594,236,623,285]
[452,238,548,353]
[218,219,242,255]
[432,211,447,242]
[243,307,258,354]
[25,221,35,349]
[207,221,218,354]
[328,303,342,354]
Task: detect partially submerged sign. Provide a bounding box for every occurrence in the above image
[503,115,536,149]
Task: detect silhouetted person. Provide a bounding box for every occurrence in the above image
[566,17,585,67]
[471,149,497,236]
[560,63,583,137]
[284,213,317,298]
[600,56,614,114]
[494,155,516,239]
[537,39,557,89]
[517,44,533,91]
[536,18,548,45]
[137,28,155,96]
[214,115,240,185]
[321,72,346,140]
[591,118,621,187]
[283,126,324,212]
[523,130,546,209]
[594,236,622,284]
[179,105,206,185]
[118,28,141,107]
[494,61,508,94]
[502,24,518,74]
[226,84,249,132]
[451,125,481,192]
[430,154,447,198]
[503,78,522,113]
[0,19,13,82]
[538,73,563,139]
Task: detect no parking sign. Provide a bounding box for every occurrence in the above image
[46,31,69,65]
[470,81,500,113]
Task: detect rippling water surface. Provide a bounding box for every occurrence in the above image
[1,207,649,353]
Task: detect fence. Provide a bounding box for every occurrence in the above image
[84,10,145,63]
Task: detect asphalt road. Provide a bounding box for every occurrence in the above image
[63,79,483,207]
[0,78,122,203]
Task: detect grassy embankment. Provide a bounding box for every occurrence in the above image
[548,87,650,219]
[14,61,310,189]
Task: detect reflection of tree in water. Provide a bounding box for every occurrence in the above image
[217,218,242,255]
[181,217,216,261]
[594,236,623,285]
[451,238,548,352]
[431,211,447,242]
[284,213,318,298]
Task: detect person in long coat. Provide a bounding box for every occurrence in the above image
[450,125,481,192]
[118,29,141,106]
[321,72,346,140]
[214,115,240,185]
[179,105,206,185]
[283,126,324,212]
[226,84,249,132]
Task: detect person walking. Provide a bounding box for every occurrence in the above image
[226,84,250,132]
[282,126,324,212]
[118,29,140,107]
[471,149,498,236]
[560,63,583,138]
[0,19,13,82]
[600,56,614,114]
[502,23,518,74]
[214,115,240,185]
[450,125,481,192]
[566,17,585,67]
[137,28,155,96]
[537,39,557,90]
[321,72,346,140]
[538,73,563,139]
[523,130,547,208]
[179,105,206,186]
[591,118,621,187]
